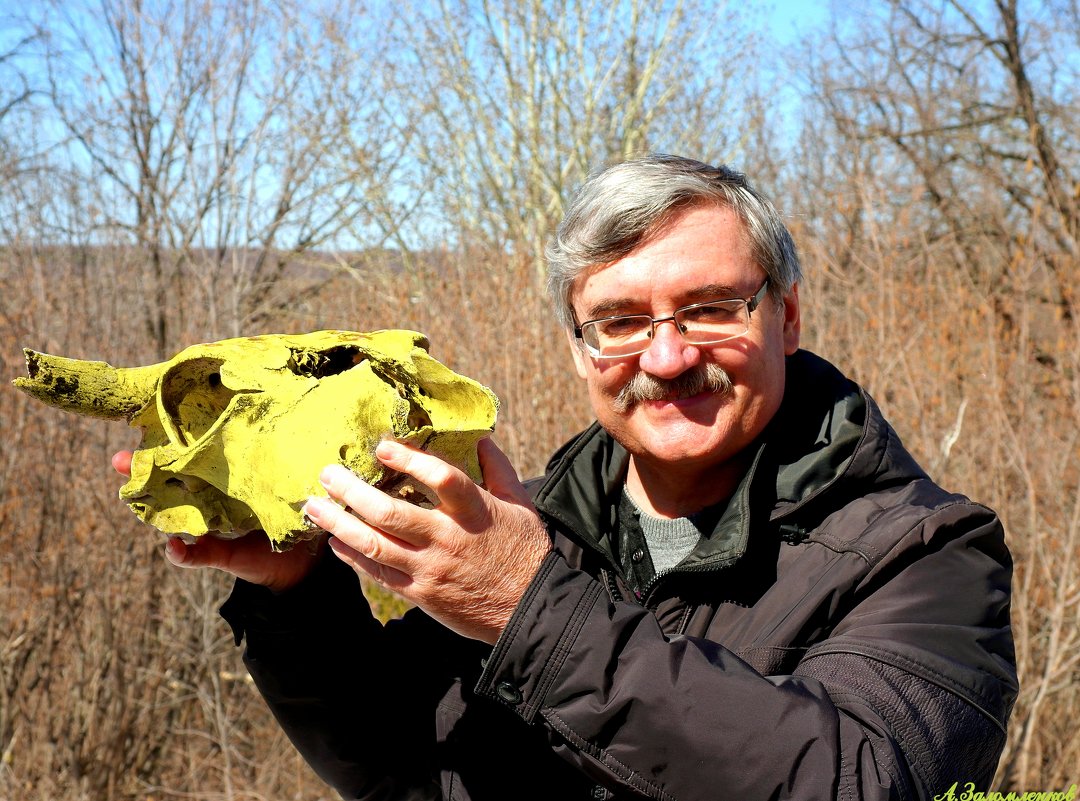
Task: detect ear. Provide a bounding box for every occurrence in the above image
[782,282,801,356]
[566,328,590,379]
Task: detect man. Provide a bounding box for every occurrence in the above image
[118,155,1016,800]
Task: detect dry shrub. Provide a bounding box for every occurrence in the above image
[1,228,1077,797]
[798,219,1080,789]
[287,249,594,478]
[0,245,589,800]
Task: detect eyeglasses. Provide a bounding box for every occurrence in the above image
[574,279,770,359]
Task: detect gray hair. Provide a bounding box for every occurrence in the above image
[545,154,802,330]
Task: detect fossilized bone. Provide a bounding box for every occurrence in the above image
[13,330,499,550]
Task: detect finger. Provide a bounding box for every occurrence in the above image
[303,495,420,571]
[161,530,326,592]
[165,532,263,571]
[328,537,413,592]
[374,440,480,514]
[317,463,431,545]
[165,534,256,569]
[112,450,133,477]
[476,438,532,504]
[164,537,190,565]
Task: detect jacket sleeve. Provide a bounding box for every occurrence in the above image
[220,551,489,801]
[473,502,1017,801]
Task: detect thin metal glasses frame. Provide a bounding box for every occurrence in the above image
[574,279,770,359]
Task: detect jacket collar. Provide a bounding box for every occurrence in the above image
[531,350,923,567]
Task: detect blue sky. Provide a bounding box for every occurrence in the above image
[763,0,831,42]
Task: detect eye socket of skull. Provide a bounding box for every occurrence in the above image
[286,344,364,378]
[158,357,240,446]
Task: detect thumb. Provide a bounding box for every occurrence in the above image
[112,450,133,477]
[164,536,194,566]
[477,438,531,504]
[164,535,231,569]
[161,531,325,593]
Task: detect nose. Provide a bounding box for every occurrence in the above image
[636,318,702,379]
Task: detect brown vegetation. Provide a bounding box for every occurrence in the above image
[1,0,1077,798]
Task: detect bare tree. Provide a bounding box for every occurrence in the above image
[801,0,1078,312]
[0,27,45,250]
[390,0,756,271]
[29,0,409,351]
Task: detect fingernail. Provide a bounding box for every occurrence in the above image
[164,537,188,566]
[375,439,395,459]
[302,496,333,521]
[319,463,353,488]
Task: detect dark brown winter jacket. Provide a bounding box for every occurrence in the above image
[221,349,1017,801]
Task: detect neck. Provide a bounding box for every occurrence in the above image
[626,451,751,519]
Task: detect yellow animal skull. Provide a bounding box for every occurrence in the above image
[13,330,499,550]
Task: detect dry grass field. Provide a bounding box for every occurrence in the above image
[1,224,1077,798]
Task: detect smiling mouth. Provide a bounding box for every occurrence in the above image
[613,364,734,413]
[654,388,708,403]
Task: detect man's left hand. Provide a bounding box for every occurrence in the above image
[302,438,552,644]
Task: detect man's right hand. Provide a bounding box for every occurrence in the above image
[112,450,325,593]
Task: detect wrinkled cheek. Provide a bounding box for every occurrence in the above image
[732,383,780,439]
[588,379,631,423]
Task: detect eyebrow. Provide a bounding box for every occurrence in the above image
[581,283,743,320]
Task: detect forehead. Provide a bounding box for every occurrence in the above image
[571,205,758,319]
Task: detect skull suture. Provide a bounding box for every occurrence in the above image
[13,330,499,550]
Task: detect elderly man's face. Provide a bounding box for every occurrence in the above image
[567,204,800,480]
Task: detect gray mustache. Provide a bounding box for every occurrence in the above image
[612,363,734,413]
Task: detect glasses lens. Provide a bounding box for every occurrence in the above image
[583,315,653,357]
[675,301,748,344]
